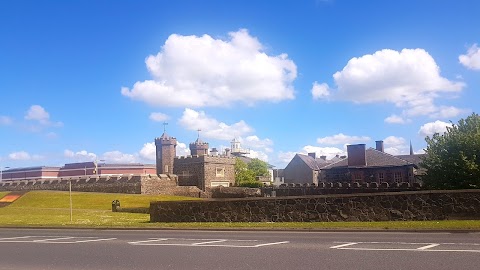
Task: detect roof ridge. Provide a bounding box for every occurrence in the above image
[367,147,413,165]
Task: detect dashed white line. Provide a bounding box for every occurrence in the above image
[254,241,290,247]
[417,244,440,250]
[330,243,358,249]
[192,239,227,246]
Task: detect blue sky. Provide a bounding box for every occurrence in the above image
[1,0,479,170]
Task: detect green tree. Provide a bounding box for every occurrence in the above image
[421,113,480,189]
[234,158,256,185]
[247,158,270,177]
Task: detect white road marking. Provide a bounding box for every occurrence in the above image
[330,243,358,249]
[0,236,116,244]
[330,241,480,253]
[34,237,75,242]
[254,241,290,247]
[191,239,227,245]
[417,244,440,250]
[128,237,289,248]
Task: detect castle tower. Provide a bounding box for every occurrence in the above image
[189,129,209,156]
[155,123,177,174]
[230,137,249,156]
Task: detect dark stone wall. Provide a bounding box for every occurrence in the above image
[150,189,480,222]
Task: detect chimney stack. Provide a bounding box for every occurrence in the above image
[320,155,327,161]
[375,140,384,152]
[308,152,316,159]
[347,144,367,167]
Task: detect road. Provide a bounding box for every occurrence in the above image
[0,228,479,270]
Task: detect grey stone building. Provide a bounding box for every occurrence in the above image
[155,131,235,190]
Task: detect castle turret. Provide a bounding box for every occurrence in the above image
[189,137,209,156]
[155,131,177,174]
[189,129,209,156]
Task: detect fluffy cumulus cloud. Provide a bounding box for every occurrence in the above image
[384,114,409,124]
[246,150,269,162]
[139,141,191,160]
[149,112,169,122]
[302,145,345,158]
[64,149,97,162]
[7,151,42,161]
[24,105,63,128]
[459,44,480,70]
[179,108,253,140]
[314,48,466,119]
[317,133,370,145]
[25,105,50,124]
[311,82,330,99]
[101,151,137,163]
[242,135,273,152]
[382,136,408,155]
[121,29,297,107]
[418,120,453,137]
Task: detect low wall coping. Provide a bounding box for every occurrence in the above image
[150,189,480,204]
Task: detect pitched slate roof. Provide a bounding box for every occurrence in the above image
[395,154,426,166]
[296,154,330,170]
[322,148,416,169]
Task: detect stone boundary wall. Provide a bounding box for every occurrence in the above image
[262,182,422,197]
[150,189,480,222]
[0,175,206,197]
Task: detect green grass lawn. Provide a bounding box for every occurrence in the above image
[0,191,479,230]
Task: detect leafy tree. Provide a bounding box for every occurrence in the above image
[421,113,480,189]
[234,158,256,185]
[247,158,270,177]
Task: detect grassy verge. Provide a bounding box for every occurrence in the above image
[0,191,479,230]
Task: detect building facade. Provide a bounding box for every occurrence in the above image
[155,132,236,190]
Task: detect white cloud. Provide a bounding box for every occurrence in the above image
[176,142,191,156]
[277,151,297,165]
[384,114,408,124]
[24,105,63,127]
[302,145,345,159]
[317,133,370,145]
[179,108,253,140]
[0,116,12,125]
[121,29,297,107]
[311,82,330,99]
[149,112,169,122]
[242,135,273,151]
[139,141,191,160]
[382,136,408,155]
[246,150,269,162]
[8,151,31,160]
[25,105,50,124]
[317,48,465,118]
[101,151,137,163]
[64,149,97,162]
[418,120,452,137]
[459,44,480,70]
[139,143,156,161]
[7,151,42,161]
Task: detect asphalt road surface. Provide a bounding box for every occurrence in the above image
[0,228,479,270]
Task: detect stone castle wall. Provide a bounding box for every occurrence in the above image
[150,189,480,222]
[0,175,204,197]
[174,155,236,190]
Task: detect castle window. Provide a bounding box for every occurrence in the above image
[216,167,225,177]
[378,172,384,182]
[394,172,402,182]
[164,165,169,173]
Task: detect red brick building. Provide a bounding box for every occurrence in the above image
[1,162,156,181]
